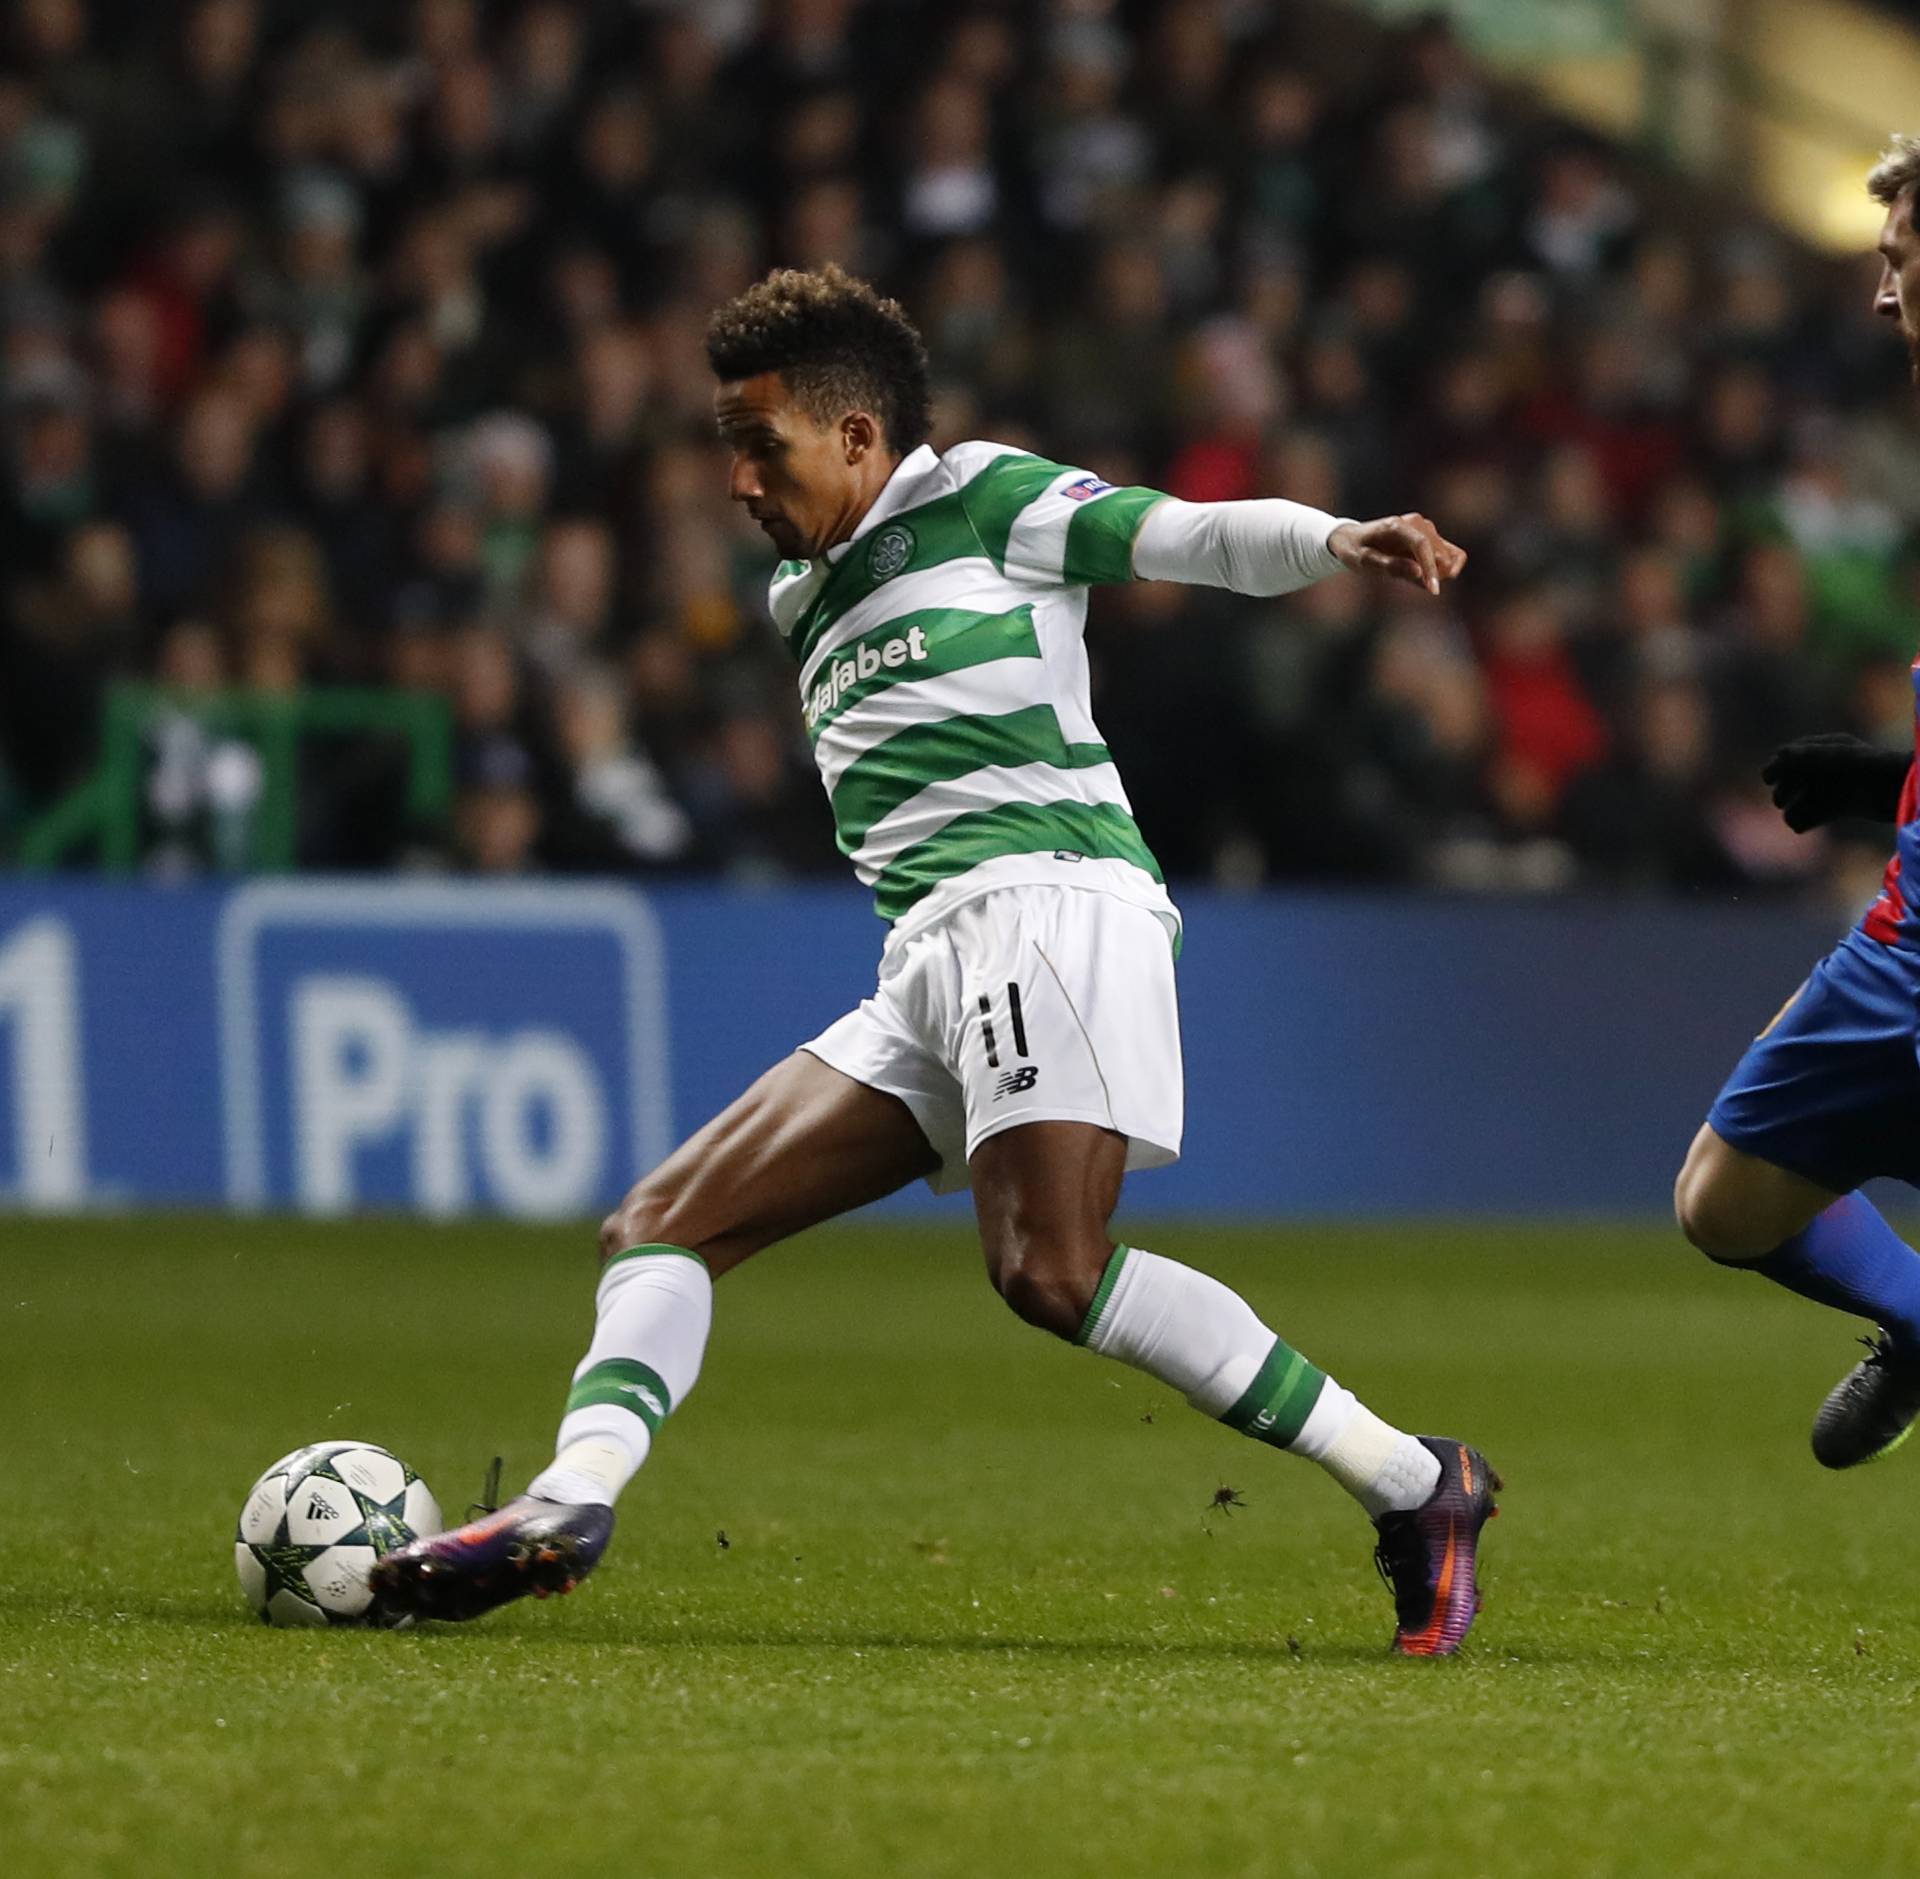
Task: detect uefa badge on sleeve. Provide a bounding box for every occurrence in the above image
[868,524,914,582]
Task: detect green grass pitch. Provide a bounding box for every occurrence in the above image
[9,1215,1920,1877]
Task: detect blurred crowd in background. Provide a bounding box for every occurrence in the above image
[5,0,1920,905]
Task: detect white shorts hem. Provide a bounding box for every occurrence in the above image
[794,1039,948,1154]
[965,1108,1182,1173]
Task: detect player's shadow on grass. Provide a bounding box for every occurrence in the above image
[76,1601,1599,1668]
[400,1618,1556,1666]
[467,1625,1665,1671]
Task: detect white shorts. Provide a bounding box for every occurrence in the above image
[802,885,1184,1194]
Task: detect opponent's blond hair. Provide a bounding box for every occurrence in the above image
[1868,134,1920,206]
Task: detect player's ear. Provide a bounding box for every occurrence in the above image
[842,410,880,463]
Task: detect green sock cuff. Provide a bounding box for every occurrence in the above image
[566,1357,673,1435]
[604,1243,709,1277]
[1220,1336,1326,1448]
[1073,1245,1130,1347]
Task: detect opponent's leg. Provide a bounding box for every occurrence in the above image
[1676,1124,1920,1464]
[372,1055,939,1618]
[970,1122,1498,1655]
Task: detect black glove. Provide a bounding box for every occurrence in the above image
[1761,734,1912,832]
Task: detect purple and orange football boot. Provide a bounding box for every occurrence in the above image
[1371,1436,1501,1657]
[368,1496,614,1623]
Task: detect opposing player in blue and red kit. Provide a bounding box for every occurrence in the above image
[1675,134,1920,1466]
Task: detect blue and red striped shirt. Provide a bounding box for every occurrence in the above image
[1861,665,1920,946]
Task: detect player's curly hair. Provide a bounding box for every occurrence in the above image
[705,264,933,456]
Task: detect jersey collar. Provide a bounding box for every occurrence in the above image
[822,445,943,566]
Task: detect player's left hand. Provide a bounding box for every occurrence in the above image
[1328,515,1468,596]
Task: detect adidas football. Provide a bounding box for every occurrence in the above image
[234,1440,441,1627]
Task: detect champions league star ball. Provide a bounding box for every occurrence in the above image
[234,1441,442,1627]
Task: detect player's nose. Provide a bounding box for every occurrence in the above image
[728,457,763,503]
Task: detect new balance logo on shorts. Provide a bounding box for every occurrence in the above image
[993,1066,1040,1099]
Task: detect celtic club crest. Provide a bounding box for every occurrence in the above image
[867,524,914,581]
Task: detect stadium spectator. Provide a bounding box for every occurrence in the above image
[1,0,1915,914]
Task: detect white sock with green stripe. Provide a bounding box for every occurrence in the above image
[1075,1246,1441,1517]
[526,1245,712,1509]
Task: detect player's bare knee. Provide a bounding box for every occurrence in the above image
[1673,1171,1728,1256]
[986,1222,1106,1339]
[1674,1169,1772,1263]
[1672,1162,1709,1248]
[996,1258,1096,1339]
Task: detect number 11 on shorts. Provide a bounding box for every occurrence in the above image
[980,984,1039,1097]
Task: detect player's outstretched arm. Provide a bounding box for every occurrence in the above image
[1130,497,1466,599]
[1763,733,1912,831]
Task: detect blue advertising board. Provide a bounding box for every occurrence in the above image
[0,880,672,1216]
[220,882,670,1217]
[0,876,1871,1219]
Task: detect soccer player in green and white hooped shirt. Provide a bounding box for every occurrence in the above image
[376,265,1501,1655]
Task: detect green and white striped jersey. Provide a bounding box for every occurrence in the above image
[768,440,1180,952]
